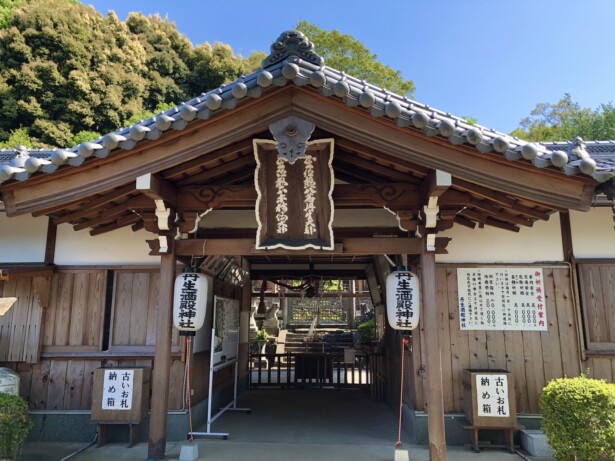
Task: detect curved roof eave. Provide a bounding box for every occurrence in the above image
[1,30,614,186]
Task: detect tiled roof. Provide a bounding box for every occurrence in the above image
[1,30,615,186]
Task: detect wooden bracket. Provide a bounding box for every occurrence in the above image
[419,170,452,229]
[137,173,177,231]
[396,210,419,232]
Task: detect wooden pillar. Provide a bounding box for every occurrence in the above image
[420,248,447,461]
[559,211,574,261]
[147,238,175,460]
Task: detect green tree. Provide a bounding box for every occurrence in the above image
[296,20,415,97]
[511,93,615,141]
[0,0,151,146]
[0,0,25,29]
[185,42,263,97]
[0,0,264,148]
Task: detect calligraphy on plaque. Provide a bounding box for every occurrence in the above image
[476,374,510,417]
[457,267,547,331]
[254,139,334,250]
[101,369,134,411]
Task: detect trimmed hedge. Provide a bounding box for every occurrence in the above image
[0,392,32,460]
[540,375,615,461]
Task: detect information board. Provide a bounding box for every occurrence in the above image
[213,296,240,365]
[457,267,547,331]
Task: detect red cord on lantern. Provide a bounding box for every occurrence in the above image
[396,335,408,449]
[186,336,194,442]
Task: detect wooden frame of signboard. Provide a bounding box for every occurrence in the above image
[189,295,250,439]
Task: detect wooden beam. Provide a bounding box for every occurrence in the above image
[465,195,535,226]
[148,238,175,460]
[53,183,136,224]
[136,173,177,207]
[148,237,426,256]
[73,206,129,231]
[334,151,419,183]
[131,222,144,232]
[420,169,452,205]
[420,248,447,461]
[176,154,255,186]
[149,237,451,256]
[0,265,54,280]
[333,162,384,184]
[162,138,255,181]
[452,178,550,220]
[89,214,141,236]
[484,218,521,233]
[461,209,521,232]
[128,183,422,212]
[334,137,430,179]
[454,216,476,229]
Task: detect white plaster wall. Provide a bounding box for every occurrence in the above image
[54,224,158,265]
[436,214,563,263]
[570,207,615,258]
[0,213,48,262]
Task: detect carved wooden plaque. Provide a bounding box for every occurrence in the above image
[254,139,334,250]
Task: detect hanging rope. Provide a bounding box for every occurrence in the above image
[186,336,195,442]
[396,335,409,449]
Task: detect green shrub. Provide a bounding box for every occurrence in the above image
[540,375,615,461]
[0,392,32,460]
[357,318,375,343]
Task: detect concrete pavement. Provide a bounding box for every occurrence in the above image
[20,388,554,461]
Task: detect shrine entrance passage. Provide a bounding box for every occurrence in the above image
[247,265,386,398]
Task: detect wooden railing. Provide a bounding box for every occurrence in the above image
[249,349,380,393]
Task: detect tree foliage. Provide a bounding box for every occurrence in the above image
[296,21,415,97]
[511,94,615,142]
[0,0,262,148]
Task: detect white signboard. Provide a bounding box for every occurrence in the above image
[101,369,134,410]
[213,296,240,365]
[457,268,547,331]
[476,374,510,417]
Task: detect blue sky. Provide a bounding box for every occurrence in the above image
[85,1,614,134]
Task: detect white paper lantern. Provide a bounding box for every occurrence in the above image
[386,267,420,330]
[173,270,209,335]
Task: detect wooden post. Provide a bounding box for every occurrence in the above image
[559,212,574,261]
[147,238,175,460]
[420,248,447,461]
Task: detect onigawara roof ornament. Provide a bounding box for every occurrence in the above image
[261,30,324,68]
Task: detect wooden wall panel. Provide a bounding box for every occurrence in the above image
[112,272,133,346]
[0,277,43,363]
[42,270,106,350]
[0,280,17,357]
[446,267,469,411]
[578,263,615,350]
[587,357,614,382]
[111,270,179,350]
[410,265,587,414]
